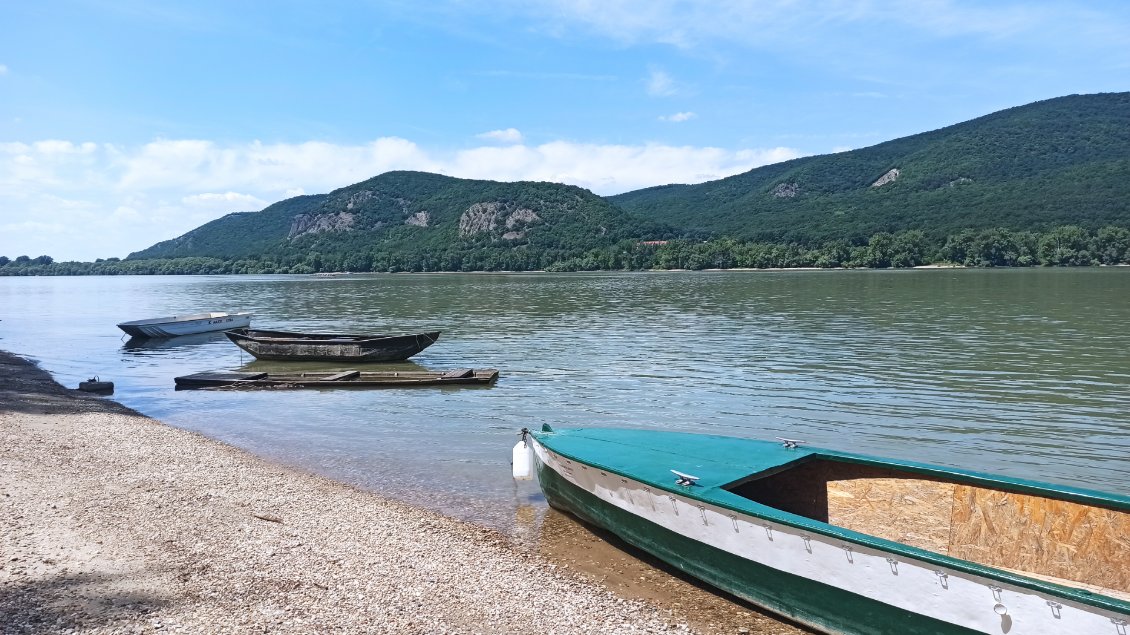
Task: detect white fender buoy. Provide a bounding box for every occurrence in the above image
[512,439,533,480]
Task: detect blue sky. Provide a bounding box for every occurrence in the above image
[2,1,1128,261]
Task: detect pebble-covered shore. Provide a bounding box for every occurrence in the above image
[0,351,806,634]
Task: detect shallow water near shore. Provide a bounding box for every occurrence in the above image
[1,269,1128,537]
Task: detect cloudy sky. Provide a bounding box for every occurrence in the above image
[2,1,1128,261]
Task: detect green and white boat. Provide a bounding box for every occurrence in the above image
[515,426,1129,635]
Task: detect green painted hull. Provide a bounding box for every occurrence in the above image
[537,459,980,635]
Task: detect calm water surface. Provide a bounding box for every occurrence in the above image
[1,270,1128,535]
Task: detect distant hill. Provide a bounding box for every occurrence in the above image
[107,92,1130,274]
[129,171,672,271]
[609,92,1130,243]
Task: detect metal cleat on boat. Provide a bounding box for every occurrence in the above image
[775,437,807,449]
[671,469,700,487]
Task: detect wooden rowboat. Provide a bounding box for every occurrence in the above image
[224,328,440,362]
[517,426,1129,634]
[174,368,497,390]
[117,312,252,338]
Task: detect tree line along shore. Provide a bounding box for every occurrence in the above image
[2,224,1129,276]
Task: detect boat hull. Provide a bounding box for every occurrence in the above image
[535,460,975,635]
[225,329,440,362]
[530,434,1129,635]
[117,312,252,338]
[173,368,498,389]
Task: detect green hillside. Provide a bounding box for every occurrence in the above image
[132,194,330,260]
[609,92,1130,243]
[9,92,1129,276]
[128,171,672,271]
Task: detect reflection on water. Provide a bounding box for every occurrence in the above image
[1,269,1129,536]
[122,331,231,354]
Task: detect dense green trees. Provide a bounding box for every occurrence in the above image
[611,93,1130,242]
[127,172,669,264]
[5,225,1128,276]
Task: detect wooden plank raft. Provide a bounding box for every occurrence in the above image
[174,368,498,390]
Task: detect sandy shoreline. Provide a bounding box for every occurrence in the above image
[0,351,805,634]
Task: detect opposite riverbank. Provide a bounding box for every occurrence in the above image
[0,351,806,634]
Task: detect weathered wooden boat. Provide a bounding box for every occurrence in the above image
[117,312,252,338]
[174,368,497,390]
[224,328,440,362]
[516,426,1129,635]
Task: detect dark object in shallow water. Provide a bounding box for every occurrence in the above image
[173,368,497,390]
[78,376,114,394]
[224,328,440,362]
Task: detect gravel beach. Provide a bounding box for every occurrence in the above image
[0,351,807,634]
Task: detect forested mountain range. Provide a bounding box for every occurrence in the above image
[609,92,1130,243]
[125,171,672,272]
[4,92,1130,275]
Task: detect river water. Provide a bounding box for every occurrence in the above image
[1,269,1128,536]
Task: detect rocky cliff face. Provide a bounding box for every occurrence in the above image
[459,202,541,239]
[404,211,430,227]
[871,168,901,187]
[288,212,356,239]
[286,188,426,239]
[343,191,374,210]
[771,182,800,198]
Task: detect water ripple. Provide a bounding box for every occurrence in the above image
[1,269,1128,533]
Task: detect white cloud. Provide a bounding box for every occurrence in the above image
[659,111,696,122]
[182,191,268,209]
[646,69,677,96]
[33,140,97,155]
[475,128,524,144]
[115,137,437,192]
[0,136,802,261]
[0,64,8,76]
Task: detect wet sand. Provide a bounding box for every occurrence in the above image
[0,350,808,634]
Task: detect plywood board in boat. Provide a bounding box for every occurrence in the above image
[731,458,1130,596]
[949,484,1130,593]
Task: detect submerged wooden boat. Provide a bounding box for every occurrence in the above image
[117,312,252,338]
[518,426,1129,635]
[224,328,440,362]
[174,368,497,390]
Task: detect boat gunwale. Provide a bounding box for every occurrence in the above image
[174,369,498,389]
[530,429,1130,613]
[224,328,441,345]
[117,311,252,327]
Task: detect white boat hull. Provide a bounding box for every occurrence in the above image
[117,312,252,338]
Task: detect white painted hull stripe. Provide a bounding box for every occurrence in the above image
[533,441,1129,635]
